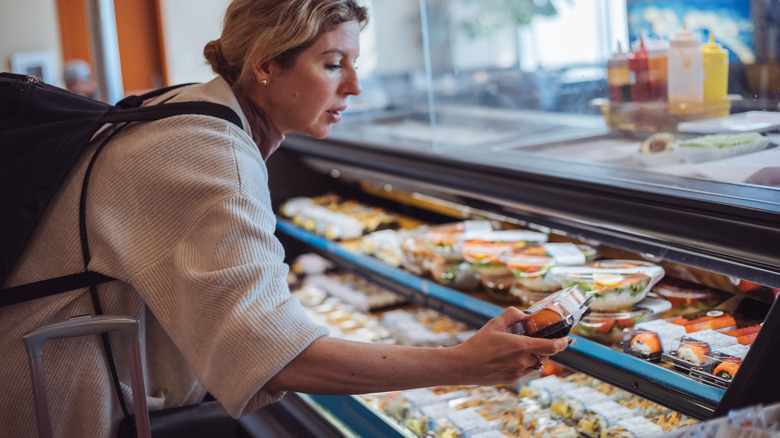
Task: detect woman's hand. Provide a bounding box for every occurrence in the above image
[445,307,570,386]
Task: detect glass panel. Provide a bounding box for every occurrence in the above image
[333,0,780,201]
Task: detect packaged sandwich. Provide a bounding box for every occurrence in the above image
[577,400,641,438]
[550,387,613,420]
[604,416,664,438]
[517,375,578,407]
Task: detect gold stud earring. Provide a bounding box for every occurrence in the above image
[260,79,268,85]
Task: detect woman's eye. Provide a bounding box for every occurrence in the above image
[326,64,342,71]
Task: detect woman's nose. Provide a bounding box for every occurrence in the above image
[342,68,362,96]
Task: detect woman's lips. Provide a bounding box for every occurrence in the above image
[326,107,346,123]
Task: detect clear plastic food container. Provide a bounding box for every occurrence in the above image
[423,220,495,262]
[549,260,665,311]
[423,256,479,290]
[461,230,547,297]
[501,243,597,305]
[652,278,722,317]
[398,226,431,276]
[510,285,593,339]
[572,308,651,345]
[690,344,749,388]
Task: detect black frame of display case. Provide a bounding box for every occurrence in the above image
[267,135,780,424]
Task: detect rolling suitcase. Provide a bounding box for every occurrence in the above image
[23,315,151,438]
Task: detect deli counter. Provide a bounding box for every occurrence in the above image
[244,1,780,436]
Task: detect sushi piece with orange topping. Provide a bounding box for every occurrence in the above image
[684,312,736,333]
[722,325,761,345]
[630,332,662,356]
[713,358,742,381]
[677,342,710,365]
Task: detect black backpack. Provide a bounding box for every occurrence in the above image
[0,72,241,305]
[0,73,243,430]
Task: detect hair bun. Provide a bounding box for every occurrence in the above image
[204,39,235,80]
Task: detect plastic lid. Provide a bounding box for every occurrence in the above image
[463,230,548,243]
[633,38,648,59]
[703,31,727,54]
[608,42,631,64]
[581,307,650,322]
[654,280,718,299]
[671,19,701,45]
[638,38,669,57]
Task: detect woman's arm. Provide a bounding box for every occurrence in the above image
[265,307,569,394]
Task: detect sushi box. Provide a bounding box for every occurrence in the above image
[661,329,740,372]
[620,318,688,361]
[689,344,750,389]
[621,310,738,362]
[510,285,593,339]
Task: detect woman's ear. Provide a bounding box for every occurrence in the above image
[252,60,273,86]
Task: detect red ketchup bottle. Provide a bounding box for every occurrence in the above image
[628,38,651,102]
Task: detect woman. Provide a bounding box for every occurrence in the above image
[0,0,568,436]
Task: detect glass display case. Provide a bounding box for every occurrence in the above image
[254,0,780,436]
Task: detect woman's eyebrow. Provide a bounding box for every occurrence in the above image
[321,49,348,57]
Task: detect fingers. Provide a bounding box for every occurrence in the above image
[520,336,570,356]
[489,307,528,331]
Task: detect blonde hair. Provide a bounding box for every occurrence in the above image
[204,0,368,88]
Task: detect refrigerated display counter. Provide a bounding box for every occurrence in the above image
[247,129,780,436]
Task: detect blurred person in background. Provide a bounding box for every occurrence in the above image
[63,58,97,98]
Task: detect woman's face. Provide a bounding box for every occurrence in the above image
[257,20,362,139]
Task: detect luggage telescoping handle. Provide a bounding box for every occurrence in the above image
[23,315,151,438]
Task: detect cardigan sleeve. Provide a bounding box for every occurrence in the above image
[88,114,328,416]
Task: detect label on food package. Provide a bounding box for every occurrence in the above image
[613,416,664,437]
[635,319,687,352]
[421,402,456,431]
[543,243,587,266]
[463,220,494,236]
[526,376,578,405]
[560,386,609,407]
[587,400,636,426]
[685,330,739,350]
[528,376,577,405]
[471,430,508,438]
[401,388,469,409]
[447,408,500,436]
[714,344,750,359]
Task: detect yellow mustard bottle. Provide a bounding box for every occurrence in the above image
[702,31,729,101]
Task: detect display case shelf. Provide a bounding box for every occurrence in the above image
[276,218,725,419]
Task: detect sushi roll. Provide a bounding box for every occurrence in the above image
[713,358,742,381]
[684,312,736,333]
[521,306,565,336]
[722,325,761,345]
[630,332,662,357]
[677,342,710,366]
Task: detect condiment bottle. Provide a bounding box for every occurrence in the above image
[645,38,669,101]
[607,42,631,102]
[629,38,650,102]
[667,20,703,114]
[702,31,729,101]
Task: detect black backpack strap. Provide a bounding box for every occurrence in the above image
[0,271,114,308]
[114,82,196,109]
[101,101,243,129]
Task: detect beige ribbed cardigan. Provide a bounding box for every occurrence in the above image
[0,76,327,437]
